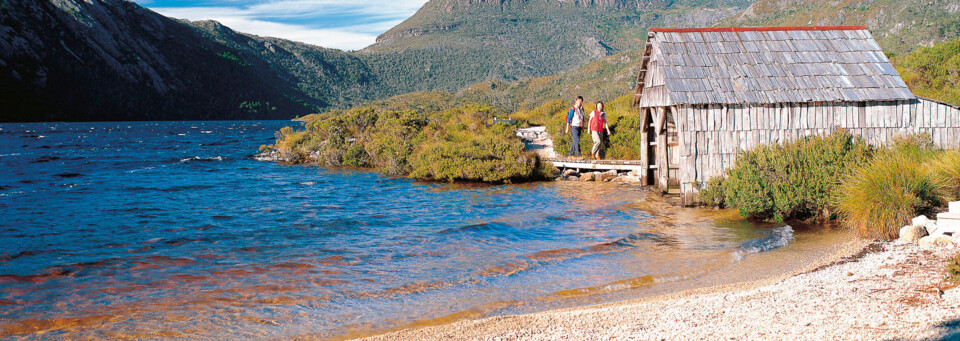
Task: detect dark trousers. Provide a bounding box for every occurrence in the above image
[568,127,581,157]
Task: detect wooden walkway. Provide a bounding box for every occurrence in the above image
[546,157,648,172]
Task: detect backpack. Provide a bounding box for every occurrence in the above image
[570,106,584,127]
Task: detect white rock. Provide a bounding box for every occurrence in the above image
[561,169,579,177]
[911,215,932,227]
[918,235,955,249]
[899,225,927,244]
[935,212,960,236]
[950,201,960,213]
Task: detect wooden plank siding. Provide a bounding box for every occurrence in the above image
[670,98,960,205]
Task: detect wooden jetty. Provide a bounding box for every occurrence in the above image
[546,157,646,172]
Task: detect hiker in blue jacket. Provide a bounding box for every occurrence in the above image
[564,96,585,158]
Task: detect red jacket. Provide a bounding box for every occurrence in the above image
[589,110,606,132]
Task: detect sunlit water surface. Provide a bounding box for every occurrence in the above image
[0,121,849,339]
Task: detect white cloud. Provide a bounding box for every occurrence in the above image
[147,0,428,50]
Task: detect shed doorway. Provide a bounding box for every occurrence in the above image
[665,109,680,189]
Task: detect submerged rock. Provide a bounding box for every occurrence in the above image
[579,172,596,182]
[599,171,618,182]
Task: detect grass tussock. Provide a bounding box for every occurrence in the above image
[948,253,960,285]
[929,148,960,198]
[835,135,947,239]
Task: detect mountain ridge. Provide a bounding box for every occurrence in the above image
[6,0,957,122]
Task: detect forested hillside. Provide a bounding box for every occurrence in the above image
[361,0,753,94]
[722,0,960,56]
[0,0,375,121]
[893,37,960,105]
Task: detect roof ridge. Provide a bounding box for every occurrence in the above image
[650,26,868,33]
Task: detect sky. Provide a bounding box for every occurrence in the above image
[134,0,430,51]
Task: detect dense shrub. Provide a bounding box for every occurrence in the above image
[836,135,948,239]
[704,130,872,221]
[409,128,539,183]
[606,113,643,160]
[698,176,726,207]
[269,103,551,183]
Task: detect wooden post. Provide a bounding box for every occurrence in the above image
[640,108,650,185]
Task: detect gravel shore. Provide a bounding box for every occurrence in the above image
[360,241,960,340]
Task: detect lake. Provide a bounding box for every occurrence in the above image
[0,121,849,339]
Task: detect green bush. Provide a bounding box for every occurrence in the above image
[606,112,643,160]
[835,135,948,239]
[409,130,538,183]
[698,177,726,207]
[706,130,872,221]
[268,102,552,183]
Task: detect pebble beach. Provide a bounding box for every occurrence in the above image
[361,240,960,340]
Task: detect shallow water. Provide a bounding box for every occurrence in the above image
[0,121,847,339]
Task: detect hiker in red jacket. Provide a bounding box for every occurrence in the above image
[588,101,612,160]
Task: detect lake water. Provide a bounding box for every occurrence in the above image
[0,121,848,339]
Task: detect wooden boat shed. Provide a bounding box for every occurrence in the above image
[633,26,960,205]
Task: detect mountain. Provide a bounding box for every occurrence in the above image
[361,0,753,94]
[0,0,754,122]
[0,0,373,121]
[722,0,960,56]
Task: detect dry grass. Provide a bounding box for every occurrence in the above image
[835,135,948,240]
[929,149,960,199]
[948,253,960,285]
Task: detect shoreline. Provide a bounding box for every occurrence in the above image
[358,239,960,340]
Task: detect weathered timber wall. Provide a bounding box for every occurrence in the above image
[674,98,960,205]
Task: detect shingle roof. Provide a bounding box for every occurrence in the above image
[635,26,915,106]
